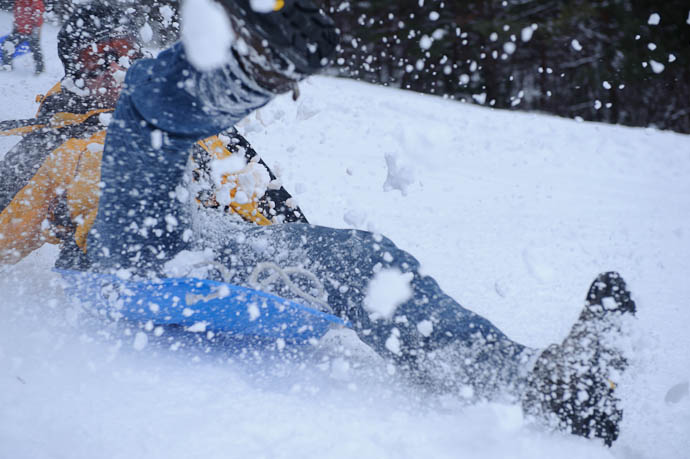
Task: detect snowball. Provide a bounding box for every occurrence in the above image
[503,42,516,54]
[133,332,148,350]
[210,155,247,186]
[416,320,433,337]
[364,269,414,321]
[472,93,487,104]
[429,11,440,21]
[602,81,612,90]
[187,321,208,332]
[521,25,536,42]
[250,0,276,13]
[87,143,103,153]
[162,249,216,277]
[648,13,660,25]
[419,35,433,50]
[181,0,235,71]
[571,39,582,51]
[248,303,260,321]
[151,129,163,149]
[385,331,401,355]
[139,23,153,43]
[649,60,665,74]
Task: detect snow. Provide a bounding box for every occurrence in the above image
[649,60,665,74]
[250,0,278,13]
[521,25,537,42]
[180,0,235,71]
[2,12,690,459]
[363,268,414,321]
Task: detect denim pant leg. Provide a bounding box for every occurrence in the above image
[206,223,535,398]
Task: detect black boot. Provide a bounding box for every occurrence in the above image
[522,272,636,446]
[220,0,338,92]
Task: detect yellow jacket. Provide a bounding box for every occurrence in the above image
[0,83,305,266]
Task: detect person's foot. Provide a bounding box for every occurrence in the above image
[522,272,636,446]
[220,0,338,92]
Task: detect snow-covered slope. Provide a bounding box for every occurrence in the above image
[2,13,690,459]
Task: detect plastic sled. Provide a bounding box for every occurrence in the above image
[57,269,348,343]
[0,34,30,60]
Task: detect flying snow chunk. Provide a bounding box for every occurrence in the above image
[151,129,163,149]
[187,321,208,332]
[648,13,661,25]
[250,0,276,13]
[417,320,433,337]
[181,0,235,71]
[419,35,433,50]
[472,92,487,104]
[139,22,153,43]
[364,269,414,321]
[133,332,148,350]
[385,329,402,355]
[521,24,536,42]
[503,42,516,55]
[571,39,583,51]
[649,60,665,74]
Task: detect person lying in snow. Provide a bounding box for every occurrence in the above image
[0,0,636,446]
[0,1,308,268]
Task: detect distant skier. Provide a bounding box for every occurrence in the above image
[0,0,636,446]
[1,0,45,74]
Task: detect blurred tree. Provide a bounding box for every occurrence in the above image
[322,0,690,133]
[4,0,686,133]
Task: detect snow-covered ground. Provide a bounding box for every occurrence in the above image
[2,13,690,459]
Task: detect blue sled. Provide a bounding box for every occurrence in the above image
[0,34,30,60]
[57,269,348,342]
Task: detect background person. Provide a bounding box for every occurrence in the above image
[1,0,45,74]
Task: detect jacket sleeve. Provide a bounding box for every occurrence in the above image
[86,42,277,272]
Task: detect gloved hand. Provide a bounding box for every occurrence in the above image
[218,0,338,76]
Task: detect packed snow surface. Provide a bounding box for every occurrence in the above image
[2,14,690,459]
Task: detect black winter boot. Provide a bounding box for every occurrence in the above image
[220,0,338,93]
[522,272,636,446]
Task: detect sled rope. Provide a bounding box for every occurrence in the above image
[249,262,333,314]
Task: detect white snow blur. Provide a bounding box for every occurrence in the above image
[181,0,235,71]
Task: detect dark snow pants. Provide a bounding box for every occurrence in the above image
[87,43,534,398]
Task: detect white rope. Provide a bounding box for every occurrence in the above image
[249,261,333,314]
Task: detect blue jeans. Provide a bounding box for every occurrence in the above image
[87,43,533,398]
